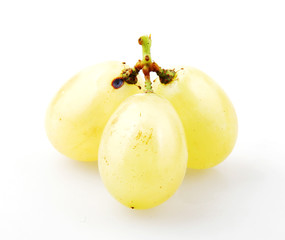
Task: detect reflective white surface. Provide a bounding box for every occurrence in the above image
[1,0,284,239]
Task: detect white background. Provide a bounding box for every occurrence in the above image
[1,0,285,239]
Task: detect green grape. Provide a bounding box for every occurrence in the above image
[153,67,238,169]
[45,61,143,161]
[98,93,188,209]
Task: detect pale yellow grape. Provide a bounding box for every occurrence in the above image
[45,61,142,161]
[98,93,188,209]
[153,67,238,169]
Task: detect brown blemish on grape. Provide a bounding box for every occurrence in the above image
[135,129,154,145]
[145,128,153,145]
[138,85,141,90]
[111,117,119,125]
[145,134,152,144]
[104,156,109,166]
[129,201,135,209]
[136,131,142,140]
[145,55,150,61]
[111,78,124,89]
[122,62,126,64]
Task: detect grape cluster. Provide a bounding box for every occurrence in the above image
[46,35,237,209]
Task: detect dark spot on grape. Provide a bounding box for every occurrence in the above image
[138,85,141,90]
[122,62,126,64]
[145,128,153,144]
[104,156,109,166]
[111,78,124,89]
[136,131,142,140]
[111,116,119,125]
[145,55,150,61]
[131,206,134,209]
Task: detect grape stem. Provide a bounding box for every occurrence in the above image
[138,35,153,93]
[139,35,177,89]
[120,35,177,89]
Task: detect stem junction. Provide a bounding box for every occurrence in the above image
[120,34,177,92]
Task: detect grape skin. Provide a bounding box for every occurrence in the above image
[98,93,188,209]
[153,67,238,169]
[45,61,142,162]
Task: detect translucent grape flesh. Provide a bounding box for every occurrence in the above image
[98,93,188,209]
[153,67,238,169]
[45,61,142,161]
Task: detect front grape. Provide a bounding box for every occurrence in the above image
[98,93,188,209]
